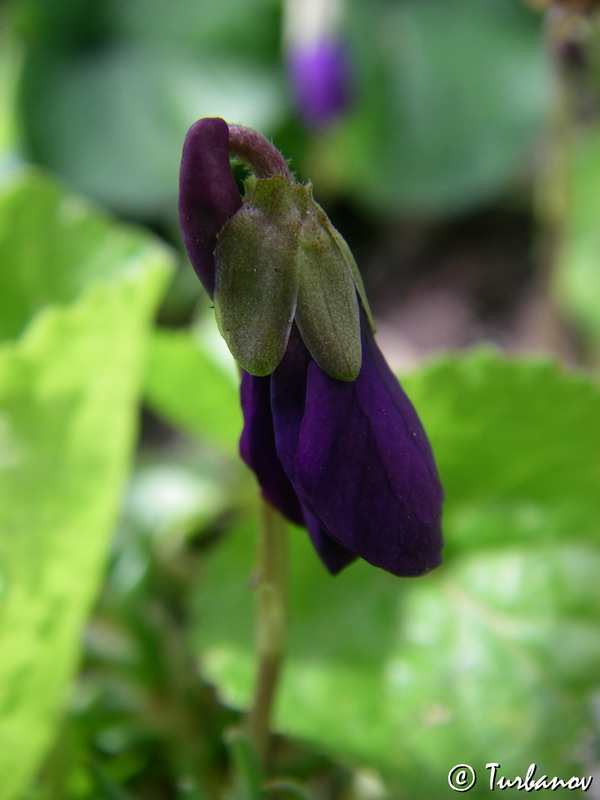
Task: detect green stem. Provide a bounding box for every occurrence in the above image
[246,499,288,764]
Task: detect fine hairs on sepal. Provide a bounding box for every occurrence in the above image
[214,174,368,382]
[179,117,444,577]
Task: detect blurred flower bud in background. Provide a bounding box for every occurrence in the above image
[284,0,353,129]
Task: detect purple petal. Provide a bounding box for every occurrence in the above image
[273,318,444,577]
[266,326,358,573]
[287,37,353,129]
[179,117,242,297]
[239,370,304,526]
[302,506,357,574]
[267,326,311,474]
[240,360,355,573]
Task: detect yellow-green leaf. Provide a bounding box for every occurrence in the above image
[0,170,172,800]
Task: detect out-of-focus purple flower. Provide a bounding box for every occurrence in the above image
[179,117,444,577]
[286,37,353,129]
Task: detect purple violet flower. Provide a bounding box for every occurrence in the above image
[286,37,353,129]
[179,117,444,577]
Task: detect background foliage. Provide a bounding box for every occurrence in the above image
[1,0,600,798]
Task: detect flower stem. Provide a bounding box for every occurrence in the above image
[246,499,288,764]
[228,124,294,182]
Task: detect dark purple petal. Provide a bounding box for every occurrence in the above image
[239,370,304,526]
[258,325,356,574]
[240,358,355,573]
[179,117,242,297]
[267,325,311,474]
[272,318,444,577]
[302,506,357,574]
[287,37,353,129]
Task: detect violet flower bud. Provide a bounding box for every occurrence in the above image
[283,0,354,130]
[179,118,242,298]
[178,117,444,577]
[286,37,353,129]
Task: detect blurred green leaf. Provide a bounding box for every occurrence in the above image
[193,351,600,798]
[0,28,21,160]
[336,0,551,216]
[144,328,242,453]
[16,0,285,217]
[0,169,172,800]
[225,728,265,800]
[402,350,600,553]
[105,0,280,60]
[0,171,169,341]
[21,47,285,217]
[555,122,600,347]
[125,458,234,542]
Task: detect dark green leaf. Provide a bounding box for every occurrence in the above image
[19,46,285,217]
[337,0,550,216]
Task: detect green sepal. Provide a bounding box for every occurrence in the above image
[325,215,376,333]
[214,175,372,382]
[299,184,375,334]
[214,175,301,376]
[294,185,362,381]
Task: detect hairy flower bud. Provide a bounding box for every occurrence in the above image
[179,117,444,577]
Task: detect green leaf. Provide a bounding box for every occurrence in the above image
[0,27,21,160]
[555,122,600,347]
[264,782,314,800]
[294,187,361,382]
[402,350,600,553]
[214,177,302,376]
[225,729,265,800]
[144,328,242,453]
[106,0,279,60]
[18,34,284,216]
[193,351,600,797]
[15,0,284,215]
[0,170,172,800]
[0,171,168,342]
[337,0,551,216]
